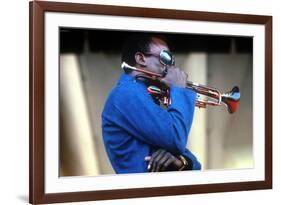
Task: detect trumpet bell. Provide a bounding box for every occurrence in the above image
[222,86,240,114]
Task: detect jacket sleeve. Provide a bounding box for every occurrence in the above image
[106,84,196,155]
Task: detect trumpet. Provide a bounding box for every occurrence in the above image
[121,62,240,114]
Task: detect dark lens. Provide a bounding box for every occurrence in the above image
[160,50,174,66]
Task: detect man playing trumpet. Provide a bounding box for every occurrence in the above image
[102,34,201,173]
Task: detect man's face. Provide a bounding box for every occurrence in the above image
[144,37,170,74]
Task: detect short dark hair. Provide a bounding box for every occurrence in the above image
[121,34,169,73]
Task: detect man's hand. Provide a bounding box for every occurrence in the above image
[160,67,187,88]
[144,149,184,172]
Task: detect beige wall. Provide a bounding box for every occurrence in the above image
[206,53,253,169]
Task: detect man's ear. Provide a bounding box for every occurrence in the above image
[135,52,146,67]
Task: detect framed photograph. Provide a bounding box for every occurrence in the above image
[29,1,272,204]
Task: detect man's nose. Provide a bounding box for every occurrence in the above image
[168,65,176,69]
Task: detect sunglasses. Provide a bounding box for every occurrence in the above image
[144,50,175,66]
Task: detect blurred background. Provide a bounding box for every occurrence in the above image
[59,28,253,176]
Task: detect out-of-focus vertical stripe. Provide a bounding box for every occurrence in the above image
[60,54,100,176]
[180,53,207,170]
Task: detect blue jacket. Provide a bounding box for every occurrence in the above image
[102,73,201,173]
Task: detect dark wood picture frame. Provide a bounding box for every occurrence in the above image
[29,1,272,204]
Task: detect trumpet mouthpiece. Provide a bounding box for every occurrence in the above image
[121,62,135,73]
